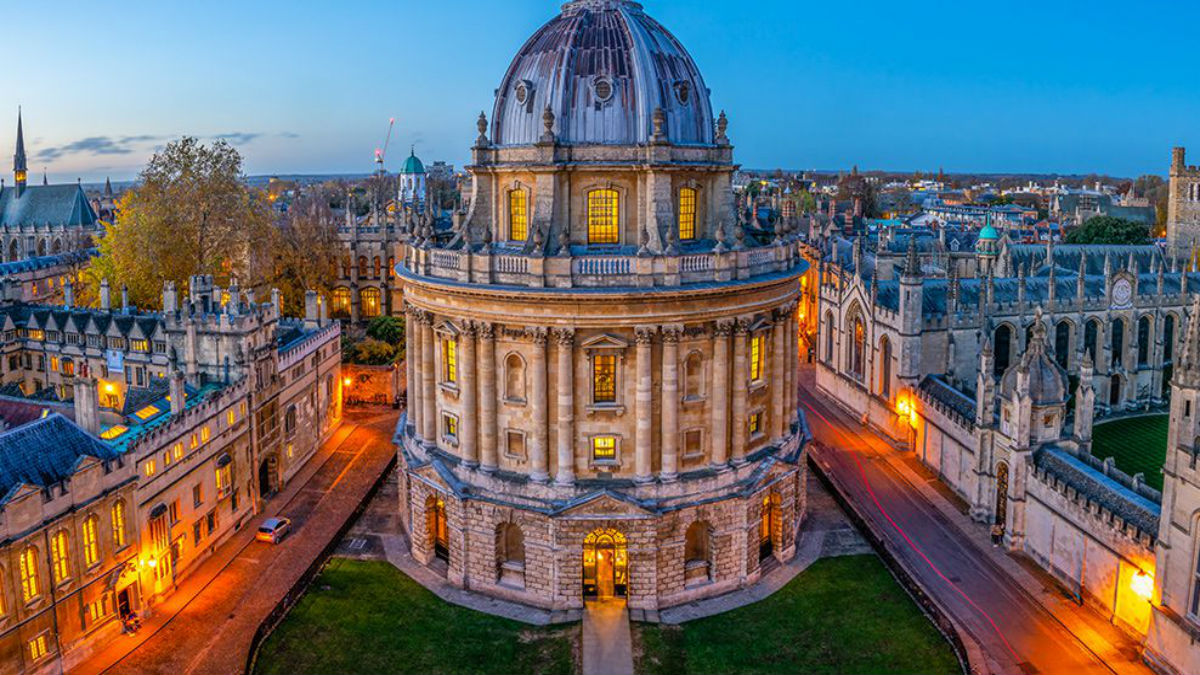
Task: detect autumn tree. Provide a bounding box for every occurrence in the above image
[264,184,342,316]
[88,138,275,308]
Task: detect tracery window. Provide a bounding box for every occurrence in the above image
[361,287,381,319]
[331,288,351,318]
[19,547,39,602]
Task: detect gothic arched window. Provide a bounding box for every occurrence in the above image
[1055,321,1071,370]
[360,287,381,319]
[994,324,1013,376]
[878,335,892,398]
[1137,316,1151,366]
[1111,319,1126,369]
[1165,314,1177,364]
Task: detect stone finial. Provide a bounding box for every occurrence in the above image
[541,106,556,144]
[714,221,728,253]
[476,111,489,146]
[652,107,667,143]
[716,110,729,144]
[557,227,571,257]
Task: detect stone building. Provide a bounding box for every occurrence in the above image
[1168,146,1200,260]
[334,193,402,323]
[397,0,808,611]
[0,277,342,674]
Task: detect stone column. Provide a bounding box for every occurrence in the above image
[787,304,799,426]
[461,323,478,466]
[732,319,749,463]
[555,329,576,486]
[661,327,681,482]
[635,327,655,482]
[479,323,498,472]
[406,305,421,439]
[711,321,732,467]
[420,312,436,447]
[771,314,786,439]
[530,329,550,482]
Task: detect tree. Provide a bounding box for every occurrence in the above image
[88,138,275,308]
[265,185,342,316]
[1065,215,1151,245]
[365,316,405,347]
[343,337,397,366]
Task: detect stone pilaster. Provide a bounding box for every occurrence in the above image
[555,328,576,486]
[420,311,436,447]
[661,326,681,481]
[732,319,749,463]
[461,322,479,466]
[635,326,655,482]
[479,323,498,472]
[406,304,422,439]
[530,328,550,482]
[711,320,732,467]
[771,313,786,439]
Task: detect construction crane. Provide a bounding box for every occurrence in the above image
[374,117,396,175]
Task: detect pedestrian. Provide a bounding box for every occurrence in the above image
[990,523,1003,546]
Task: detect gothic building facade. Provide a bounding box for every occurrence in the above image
[397,0,808,611]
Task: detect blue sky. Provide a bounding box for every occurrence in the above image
[3,0,1197,182]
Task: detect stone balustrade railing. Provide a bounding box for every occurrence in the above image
[401,239,804,290]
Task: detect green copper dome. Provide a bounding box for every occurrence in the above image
[401,151,425,175]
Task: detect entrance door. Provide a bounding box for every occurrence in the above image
[258,456,277,498]
[427,496,448,562]
[117,588,131,619]
[759,494,776,561]
[597,548,615,598]
[995,462,1009,531]
[583,529,627,599]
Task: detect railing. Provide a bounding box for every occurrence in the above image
[496,255,528,275]
[431,251,460,270]
[681,254,713,273]
[573,256,631,276]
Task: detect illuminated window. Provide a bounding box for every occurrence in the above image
[750,334,766,381]
[201,426,211,443]
[19,547,39,602]
[82,516,99,567]
[100,425,128,441]
[331,288,351,318]
[50,531,70,583]
[678,187,697,240]
[593,354,616,403]
[587,189,620,244]
[112,501,127,549]
[749,411,764,437]
[62,359,74,377]
[28,634,47,661]
[361,287,381,319]
[190,433,199,449]
[131,339,149,352]
[443,339,458,384]
[592,436,616,462]
[50,356,59,373]
[216,465,232,492]
[173,442,183,461]
[442,413,459,441]
[144,460,157,477]
[227,410,235,425]
[509,190,528,241]
[134,405,160,420]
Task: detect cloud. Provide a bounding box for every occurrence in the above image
[278,131,301,139]
[212,132,264,145]
[35,134,169,162]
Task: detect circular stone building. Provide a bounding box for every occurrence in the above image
[397,0,809,611]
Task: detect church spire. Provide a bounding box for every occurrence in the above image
[13,108,28,191]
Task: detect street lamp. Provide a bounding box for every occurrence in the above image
[1131,570,1154,601]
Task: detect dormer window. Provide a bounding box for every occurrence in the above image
[674,80,691,105]
[587,189,619,244]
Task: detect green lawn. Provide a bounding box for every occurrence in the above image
[634,555,961,675]
[253,559,577,675]
[1091,415,1168,491]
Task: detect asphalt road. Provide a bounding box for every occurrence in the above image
[798,373,1151,675]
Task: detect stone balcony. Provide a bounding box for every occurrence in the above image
[401,238,805,290]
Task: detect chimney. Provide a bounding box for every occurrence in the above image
[271,288,282,317]
[304,290,319,330]
[99,279,111,311]
[162,281,178,314]
[169,370,186,416]
[121,285,130,314]
[63,279,74,308]
[73,366,99,435]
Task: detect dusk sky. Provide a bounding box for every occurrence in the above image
[5,0,1198,182]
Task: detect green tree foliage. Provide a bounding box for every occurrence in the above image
[365,316,405,347]
[343,337,397,366]
[1065,215,1151,245]
[266,186,342,316]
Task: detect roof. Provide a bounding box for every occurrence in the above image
[0,183,98,228]
[1034,445,1160,537]
[0,414,121,504]
[400,152,425,175]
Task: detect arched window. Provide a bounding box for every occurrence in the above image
[1138,316,1151,366]
[1054,321,1071,370]
[331,288,351,318]
[504,353,526,402]
[1111,319,1125,369]
[112,501,127,549]
[36,239,45,257]
[994,325,1012,376]
[50,531,70,583]
[388,256,396,279]
[1085,319,1100,362]
[678,187,697,241]
[509,190,528,242]
[360,287,381,319]
[684,520,713,585]
[824,311,835,362]
[19,546,39,602]
[1165,314,1177,364]
[82,515,100,567]
[7,240,17,262]
[684,352,704,399]
[357,256,369,278]
[587,189,620,244]
[496,522,525,567]
[285,405,297,435]
[341,256,351,279]
[878,336,892,398]
[373,256,382,279]
[849,316,866,381]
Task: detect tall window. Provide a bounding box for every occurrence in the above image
[443,339,458,384]
[357,256,369,278]
[994,324,1012,376]
[361,287,381,319]
[1054,322,1071,370]
[1138,316,1151,366]
[1085,320,1099,362]
[50,531,70,583]
[878,336,892,398]
[1111,319,1125,369]
[1191,531,1200,616]
[331,288,351,318]
[373,256,382,279]
[1165,315,1177,363]
[593,354,617,403]
[82,516,100,567]
[678,188,697,241]
[850,317,866,380]
[112,501,127,549]
[750,334,766,381]
[592,436,616,462]
[19,547,39,602]
[509,190,528,242]
[587,189,620,244]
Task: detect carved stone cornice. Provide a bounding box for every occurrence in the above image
[553,328,576,346]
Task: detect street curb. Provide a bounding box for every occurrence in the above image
[807,448,989,675]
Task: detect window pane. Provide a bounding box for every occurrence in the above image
[510,190,528,241]
[444,339,458,383]
[678,188,697,240]
[593,436,616,460]
[587,190,620,244]
[593,354,616,403]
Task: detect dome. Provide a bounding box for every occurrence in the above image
[401,151,425,175]
[978,222,999,241]
[492,0,716,147]
[999,324,1068,406]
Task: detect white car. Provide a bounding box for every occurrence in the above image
[256,517,291,544]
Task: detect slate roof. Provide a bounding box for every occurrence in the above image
[1034,445,1160,537]
[918,375,976,422]
[0,414,121,504]
[1009,244,1164,276]
[0,184,98,228]
[0,248,96,275]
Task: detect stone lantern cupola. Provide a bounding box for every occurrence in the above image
[998,311,1069,449]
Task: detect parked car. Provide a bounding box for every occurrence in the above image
[257,517,291,544]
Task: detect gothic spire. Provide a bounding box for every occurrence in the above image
[903,234,921,279]
[13,107,27,189]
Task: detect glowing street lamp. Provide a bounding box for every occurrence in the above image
[1131,570,1154,601]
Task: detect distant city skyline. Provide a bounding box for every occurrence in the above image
[5,0,1199,183]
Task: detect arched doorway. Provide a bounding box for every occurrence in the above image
[258,454,278,498]
[994,462,1009,532]
[583,528,627,600]
[759,493,781,562]
[426,496,448,562]
[1110,374,1123,407]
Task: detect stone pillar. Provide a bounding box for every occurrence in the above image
[406,305,421,438]
[787,304,799,426]
[479,323,498,472]
[461,323,478,466]
[732,319,749,463]
[711,321,732,467]
[555,329,576,486]
[530,328,550,482]
[661,327,681,481]
[771,314,786,439]
[420,312,436,447]
[635,327,655,482]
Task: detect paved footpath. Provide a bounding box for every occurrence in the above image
[582,601,634,675]
[70,409,400,675]
[800,368,1151,675]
